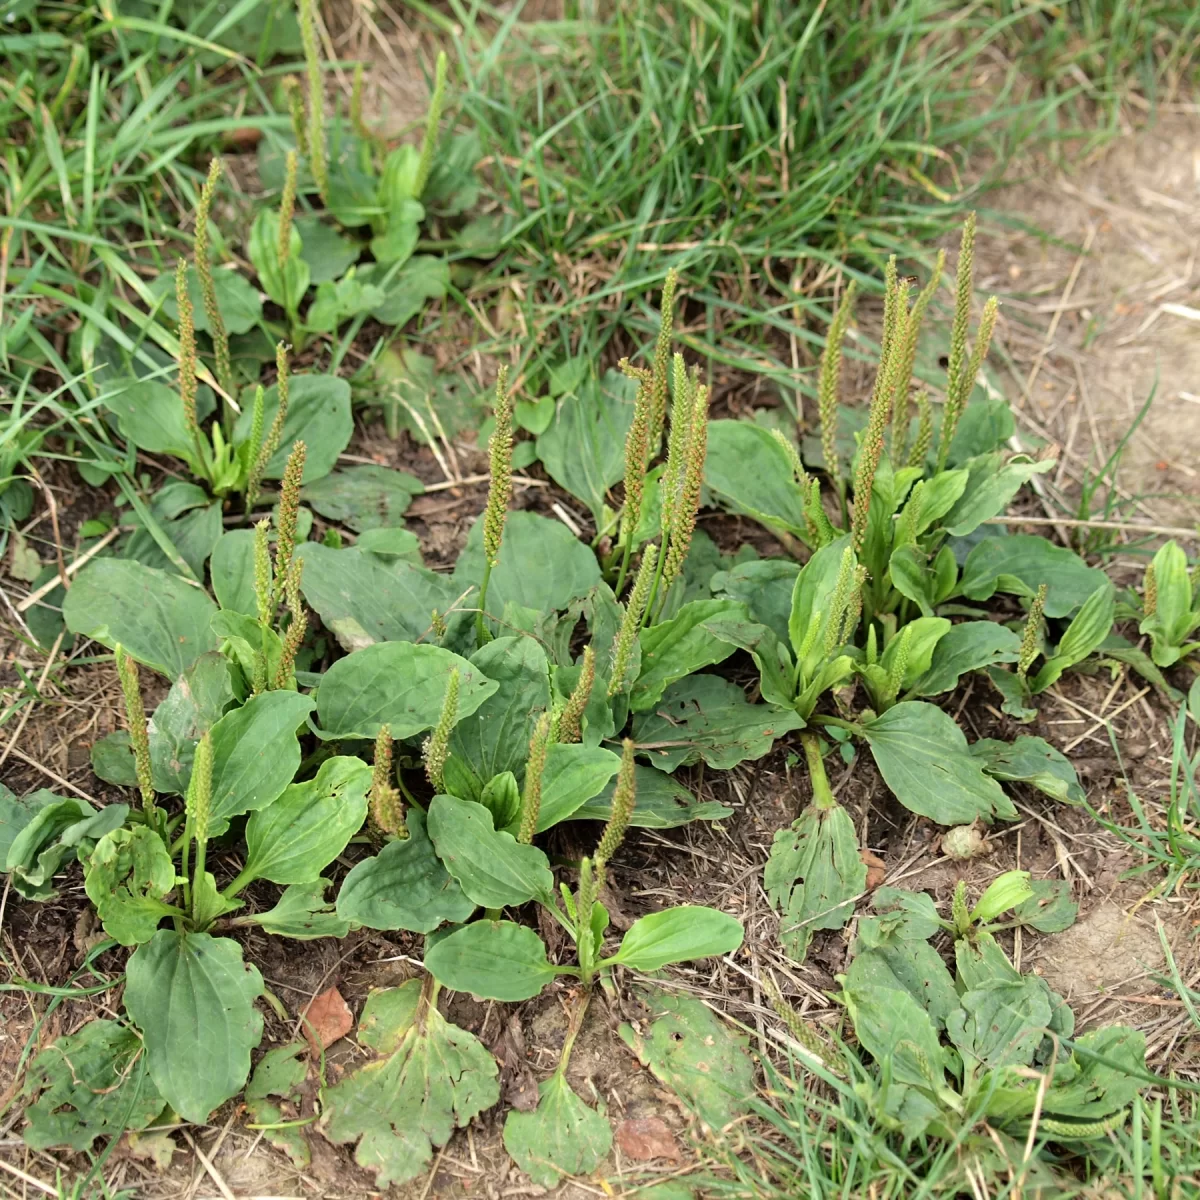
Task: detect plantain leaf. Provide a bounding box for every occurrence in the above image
[942,453,1056,537]
[959,535,1108,618]
[610,907,743,972]
[22,1020,164,1152]
[765,799,866,962]
[245,1043,310,1166]
[861,701,1017,824]
[503,1071,612,1188]
[575,765,732,828]
[230,374,351,483]
[632,674,804,772]
[631,599,746,712]
[618,989,754,1131]
[910,620,1021,697]
[241,879,352,940]
[968,736,1086,805]
[63,558,218,679]
[704,420,808,536]
[147,651,235,794]
[336,810,475,932]
[300,465,423,531]
[427,794,554,908]
[124,930,264,1124]
[314,641,497,739]
[322,980,500,1187]
[240,757,371,886]
[210,529,259,616]
[424,920,562,1001]
[1011,879,1078,933]
[530,743,622,832]
[83,826,180,946]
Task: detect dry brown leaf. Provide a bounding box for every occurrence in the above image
[860,849,886,891]
[302,986,353,1055]
[616,1116,682,1162]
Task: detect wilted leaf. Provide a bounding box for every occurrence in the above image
[83,826,180,946]
[503,1071,612,1187]
[619,990,754,1131]
[245,1042,311,1167]
[615,1116,681,1162]
[764,799,866,962]
[5,796,128,900]
[22,1020,163,1151]
[322,979,500,1186]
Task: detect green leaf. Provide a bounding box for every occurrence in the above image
[450,636,551,784]
[1012,879,1078,933]
[0,786,58,873]
[968,736,1086,805]
[971,870,1034,923]
[125,493,222,581]
[427,794,554,908]
[63,558,218,679]
[896,468,969,536]
[22,1020,163,1152]
[630,599,746,712]
[575,765,732,828]
[147,651,235,794]
[124,930,264,1124]
[888,544,938,616]
[231,375,352,484]
[1031,580,1115,693]
[300,465,423,531]
[704,420,808,536]
[305,271,387,332]
[959,535,1108,618]
[986,664,1037,722]
[355,526,423,562]
[710,558,800,644]
[149,263,262,335]
[6,797,128,900]
[455,510,602,620]
[104,378,195,459]
[314,641,496,740]
[535,369,637,522]
[503,1072,612,1188]
[245,1043,311,1167]
[910,620,1021,696]
[611,907,743,972]
[845,942,960,1032]
[322,980,499,1187]
[942,453,1056,536]
[618,989,754,1131]
[240,757,371,886]
[532,743,622,832]
[209,690,316,826]
[788,536,853,674]
[632,675,804,772]
[336,811,475,932]
[367,255,450,325]
[881,616,950,690]
[949,976,1050,1070]
[765,800,865,962]
[296,214,362,283]
[842,982,947,1089]
[861,701,1017,824]
[247,207,310,314]
[210,529,258,615]
[297,543,459,649]
[83,826,180,946]
[211,608,284,687]
[424,920,561,1001]
[241,879,351,940]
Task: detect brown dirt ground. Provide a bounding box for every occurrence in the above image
[3,29,1200,1200]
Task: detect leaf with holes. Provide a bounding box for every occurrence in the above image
[22,1019,164,1152]
[245,1043,310,1167]
[321,980,500,1187]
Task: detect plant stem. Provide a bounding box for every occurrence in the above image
[556,988,592,1077]
[476,561,493,644]
[613,537,633,598]
[801,731,837,811]
[191,832,207,924]
[179,814,192,914]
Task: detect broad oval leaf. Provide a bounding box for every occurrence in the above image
[240,756,371,885]
[297,543,459,648]
[959,535,1107,618]
[424,920,560,1001]
[210,529,258,615]
[704,420,808,536]
[574,765,732,828]
[454,510,602,620]
[231,374,352,483]
[911,620,1021,697]
[314,642,496,739]
[63,559,218,680]
[943,454,1056,537]
[103,378,195,459]
[148,651,235,794]
[710,558,800,644]
[209,690,316,825]
[124,930,264,1124]
[535,369,637,522]
[322,979,500,1187]
[611,906,744,972]
[630,599,745,712]
[450,636,551,784]
[300,465,423,532]
[862,701,1017,824]
[427,794,554,908]
[83,826,179,946]
[336,811,475,932]
[968,736,1085,805]
[532,743,622,832]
